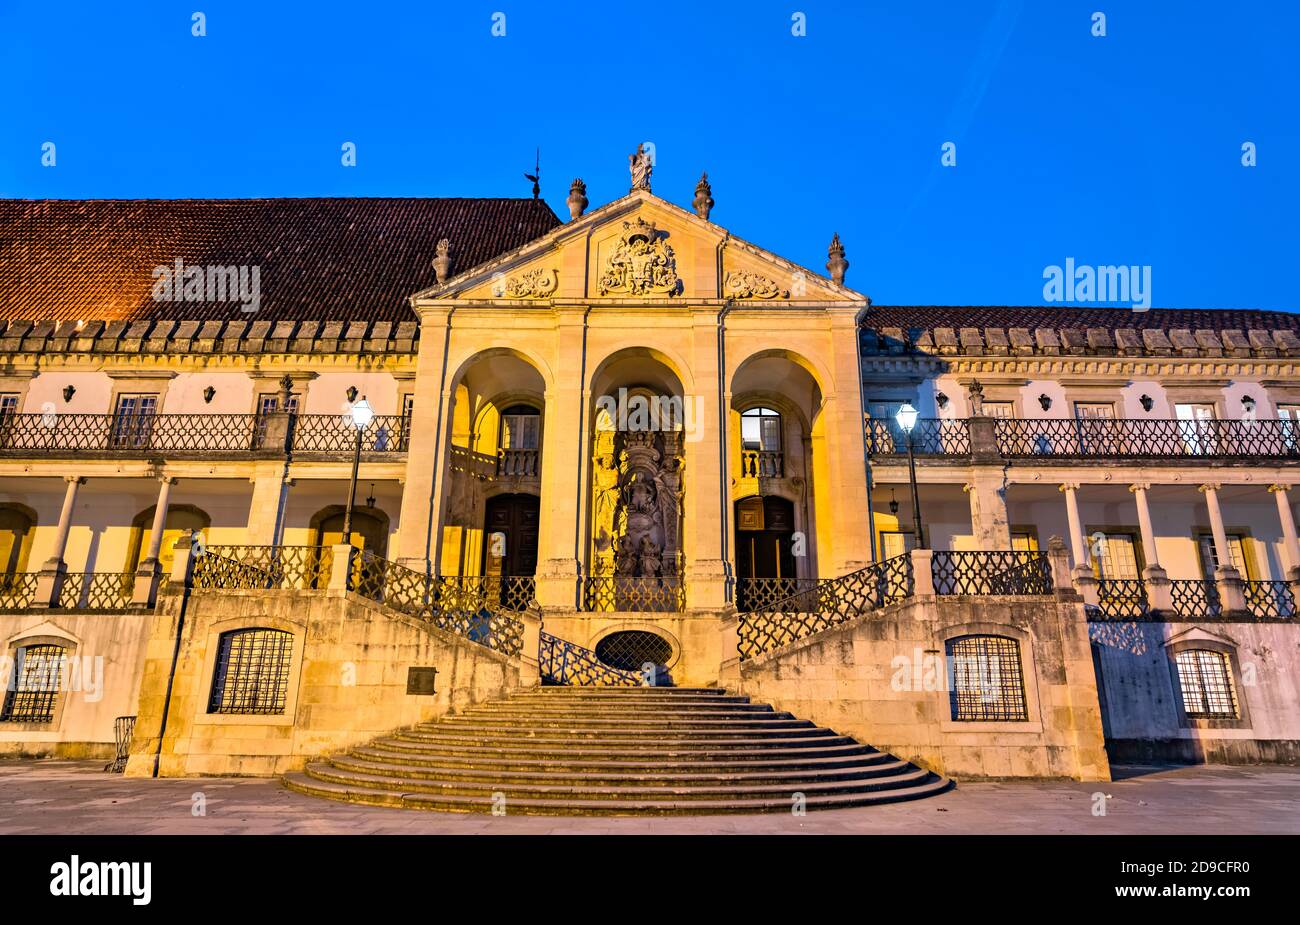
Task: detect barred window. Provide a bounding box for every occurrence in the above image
[1,643,67,723]
[947,635,1029,722]
[208,629,294,715]
[1175,649,1238,719]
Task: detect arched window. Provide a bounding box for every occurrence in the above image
[1174,649,1238,719]
[1,642,68,723]
[0,505,35,587]
[740,407,783,477]
[126,505,210,576]
[208,628,294,715]
[500,404,540,450]
[946,635,1028,721]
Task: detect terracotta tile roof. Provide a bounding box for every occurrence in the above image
[865,304,1300,334]
[0,198,561,322]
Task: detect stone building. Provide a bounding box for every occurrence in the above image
[1,163,1298,806]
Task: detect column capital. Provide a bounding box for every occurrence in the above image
[157,474,175,485]
[63,475,85,485]
[1198,482,1221,493]
[1128,482,1151,493]
[1058,482,1080,493]
[1268,483,1292,493]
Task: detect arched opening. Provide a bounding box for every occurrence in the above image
[594,630,675,686]
[483,493,540,578]
[311,505,390,559]
[0,504,36,587]
[734,496,799,610]
[126,504,210,575]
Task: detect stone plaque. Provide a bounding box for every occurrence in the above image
[406,667,439,696]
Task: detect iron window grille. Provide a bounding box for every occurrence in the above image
[1,643,68,723]
[207,628,294,715]
[1174,649,1238,719]
[946,635,1029,722]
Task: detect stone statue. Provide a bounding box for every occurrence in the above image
[638,536,662,578]
[693,172,713,220]
[629,143,652,191]
[614,536,639,576]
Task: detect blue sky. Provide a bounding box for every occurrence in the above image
[2,1,1295,310]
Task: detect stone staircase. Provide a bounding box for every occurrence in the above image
[283,687,951,815]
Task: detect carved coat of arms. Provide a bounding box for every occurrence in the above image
[598,218,681,296]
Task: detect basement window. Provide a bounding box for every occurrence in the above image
[0,643,68,723]
[208,628,294,715]
[946,635,1029,722]
[1174,649,1238,719]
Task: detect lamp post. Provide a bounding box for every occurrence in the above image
[342,397,374,545]
[895,402,926,549]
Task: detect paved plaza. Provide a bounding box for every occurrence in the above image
[1,760,1296,835]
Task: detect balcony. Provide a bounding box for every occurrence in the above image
[739,448,784,478]
[0,412,410,458]
[865,416,1300,463]
[497,447,539,478]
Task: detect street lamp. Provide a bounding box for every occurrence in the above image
[342,397,374,545]
[895,402,926,549]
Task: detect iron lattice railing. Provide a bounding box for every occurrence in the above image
[1244,580,1296,619]
[0,572,39,610]
[736,577,826,612]
[350,552,524,657]
[497,448,539,477]
[105,715,136,773]
[58,572,134,610]
[582,576,686,612]
[739,449,784,478]
[0,413,261,453]
[194,545,332,591]
[738,554,914,660]
[1169,579,1222,618]
[931,550,1054,596]
[429,575,535,613]
[864,418,971,456]
[290,414,411,453]
[1094,578,1151,619]
[539,631,643,686]
[995,418,1300,459]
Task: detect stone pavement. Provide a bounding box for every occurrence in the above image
[1,760,1297,834]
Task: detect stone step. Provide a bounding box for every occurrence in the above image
[327,753,914,787]
[463,699,768,714]
[283,770,953,815]
[426,714,804,731]
[394,728,842,748]
[349,744,890,774]
[369,736,871,760]
[525,687,727,695]
[299,761,938,802]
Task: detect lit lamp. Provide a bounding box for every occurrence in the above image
[342,396,374,545]
[895,402,926,549]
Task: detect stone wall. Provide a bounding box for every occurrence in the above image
[0,609,151,759]
[1091,619,1300,764]
[730,594,1111,781]
[125,585,525,777]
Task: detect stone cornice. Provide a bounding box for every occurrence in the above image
[860,354,1300,379]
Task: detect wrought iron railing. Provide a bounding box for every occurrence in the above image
[429,575,535,613]
[995,418,1300,459]
[105,715,136,773]
[738,554,913,659]
[290,414,410,453]
[736,577,825,612]
[0,572,39,610]
[538,631,643,686]
[349,552,524,657]
[497,448,539,477]
[740,449,784,478]
[1169,579,1222,618]
[1244,580,1296,619]
[864,418,971,456]
[1094,578,1150,618]
[194,545,332,591]
[0,413,260,453]
[582,576,686,612]
[931,550,1054,596]
[58,572,134,610]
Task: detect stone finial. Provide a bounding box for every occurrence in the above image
[967,380,985,415]
[567,178,588,220]
[433,239,452,284]
[826,232,848,285]
[693,172,714,220]
[277,374,293,408]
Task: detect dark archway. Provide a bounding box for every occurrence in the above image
[734,495,798,610]
[483,493,540,577]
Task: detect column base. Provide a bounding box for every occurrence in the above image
[1214,566,1248,615]
[1141,565,1173,613]
[534,558,580,610]
[1072,565,1100,607]
[132,559,163,607]
[32,558,68,608]
[685,559,731,610]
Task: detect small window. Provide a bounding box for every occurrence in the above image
[1091,531,1142,580]
[1074,402,1116,420]
[0,393,19,422]
[947,635,1028,722]
[208,629,294,715]
[1174,649,1238,719]
[500,405,540,450]
[1010,530,1039,553]
[982,401,1016,419]
[1197,534,1251,581]
[1,643,68,723]
[740,407,781,452]
[111,393,158,448]
[257,392,299,414]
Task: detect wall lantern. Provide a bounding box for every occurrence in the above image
[203,386,216,404]
[1241,395,1257,414]
[934,391,949,410]
[345,385,359,403]
[62,385,76,403]
[365,483,376,508]
[888,489,899,516]
[1038,393,1052,411]
[1139,394,1154,412]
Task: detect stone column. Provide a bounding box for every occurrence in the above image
[1200,483,1247,614]
[1269,484,1300,581]
[1130,482,1172,613]
[34,475,83,607]
[909,547,935,596]
[396,306,452,574]
[245,466,291,546]
[683,308,729,611]
[819,308,874,573]
[965,471,1011,548]
[132,476,174,606]
[1059,482,1097,606]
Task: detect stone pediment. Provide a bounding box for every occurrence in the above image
[412,190,863,306]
